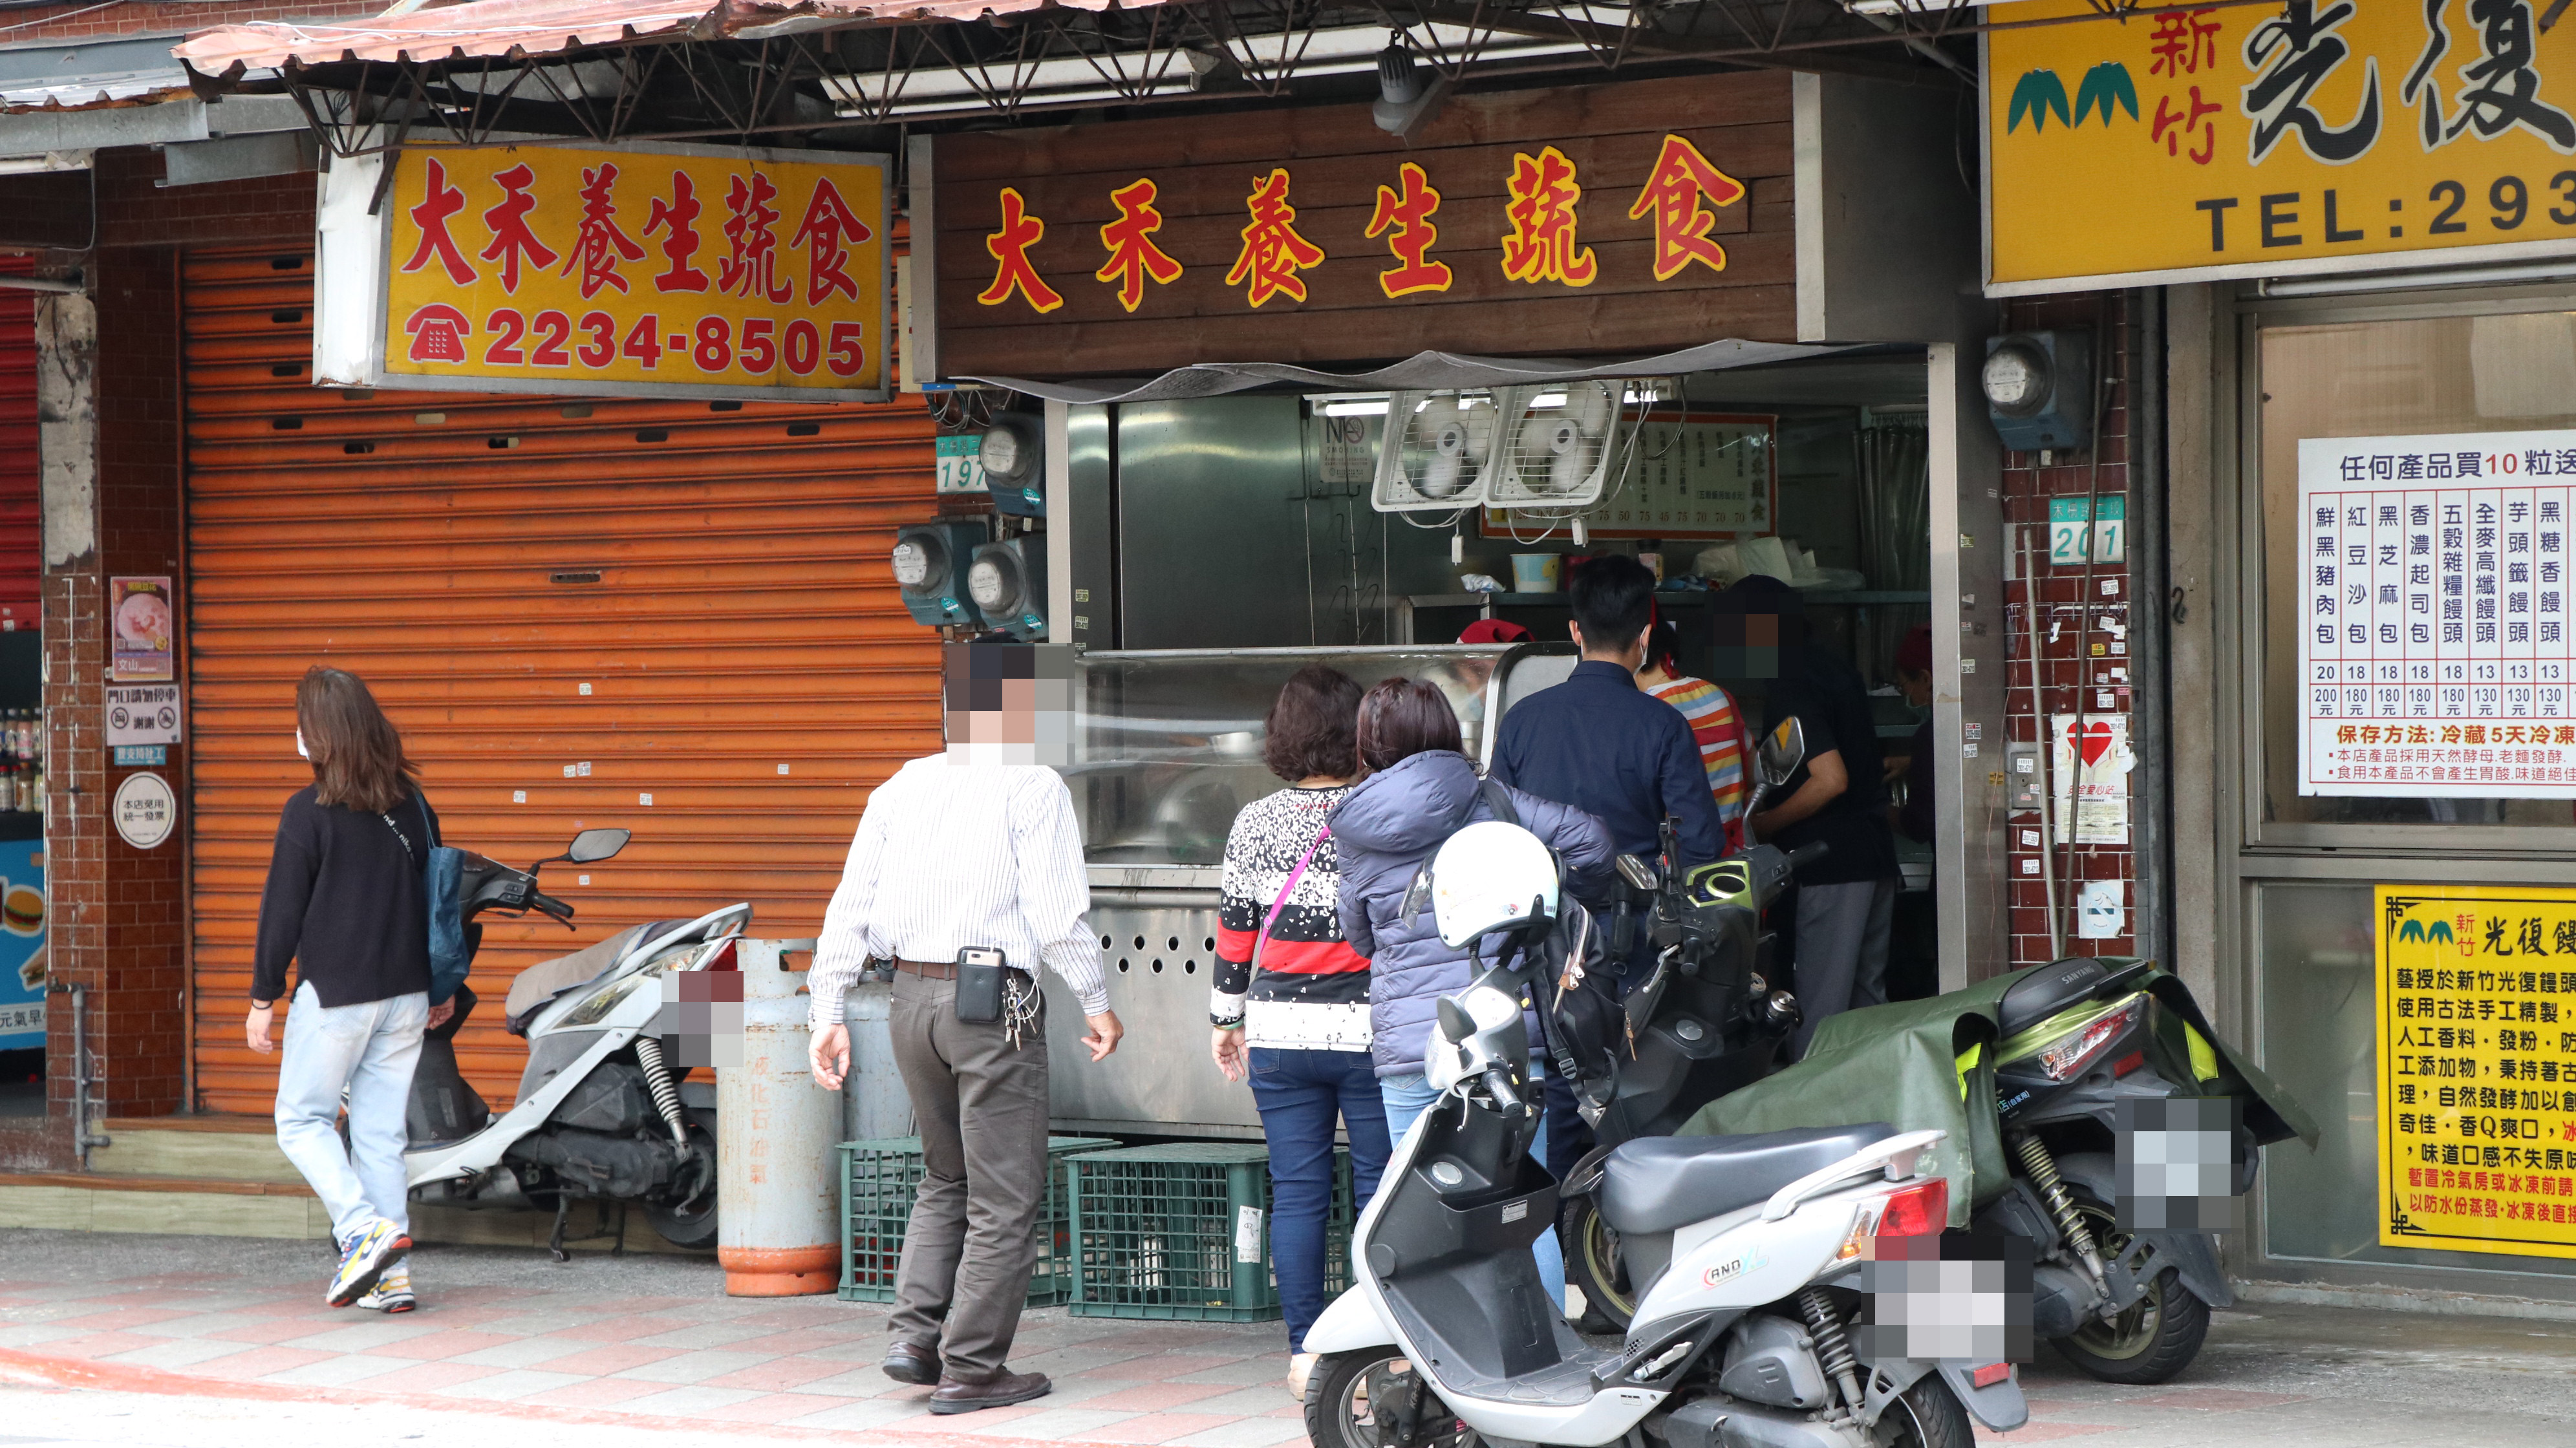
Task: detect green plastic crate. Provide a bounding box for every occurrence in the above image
[837,1134,1118,1304]
[1067,1142,1357,1321]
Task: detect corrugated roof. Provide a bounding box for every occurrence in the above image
[176,0,1146,74]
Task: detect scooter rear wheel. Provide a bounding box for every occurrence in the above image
[1880,1374,1975,1448]
[1560,1195,1636,1333]
[2048,1196,2210,1385]
[1303,1350,1476,1448]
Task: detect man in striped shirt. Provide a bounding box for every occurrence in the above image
[1637,619,1750,851]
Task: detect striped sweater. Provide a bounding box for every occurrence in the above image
[1208,785,1371,1051]
[1648,675,1750,849]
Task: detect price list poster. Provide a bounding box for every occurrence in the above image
[2301,433,2576,797]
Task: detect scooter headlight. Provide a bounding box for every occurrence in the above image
[560,975,647,1027]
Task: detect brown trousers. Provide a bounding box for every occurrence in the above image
[886,967,1049,1379]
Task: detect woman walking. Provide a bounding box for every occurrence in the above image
[1328,677,1615,1314]
[1208,665,1389,1394]
[245,666,440,1312]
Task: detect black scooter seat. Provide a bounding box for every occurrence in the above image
[1997,957,2132,1039]
[1597,1124,1900,1236]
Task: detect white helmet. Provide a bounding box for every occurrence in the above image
[1429,820,1562,948]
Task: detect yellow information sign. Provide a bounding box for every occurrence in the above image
[1987,0,2576,293]
[2376,884,2576,1259]
[361,142,888,400]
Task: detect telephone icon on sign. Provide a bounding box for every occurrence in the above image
[404,304,473,364]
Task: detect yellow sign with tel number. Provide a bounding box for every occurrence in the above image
[378,142,888,399]
[1987,0,2576,293]
[2376,884,2576,1260]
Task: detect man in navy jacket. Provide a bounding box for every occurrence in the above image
[1489,555,1723,1186]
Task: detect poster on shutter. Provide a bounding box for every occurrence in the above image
[2299,434,2576,796]
[314,142,891,403]
[2048,712,2132,844]
[109,577,173,681]
[0,842,41,1049]
[2376,884,2576,1261]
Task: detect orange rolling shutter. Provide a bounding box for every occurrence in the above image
[184,246,941,1114]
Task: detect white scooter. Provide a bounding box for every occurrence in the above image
[1300,821,2030,1448]
[400,827,751,1255]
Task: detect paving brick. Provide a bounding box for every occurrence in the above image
[690,1390,868,1424]
[610,1348,780,1384]
[1165,1416,1313,1448]
[700,1356,862,1392]
[1079,1411,1244,1443]
[536,1343,687,1376]
[431,1367,595,1402]
[518,1377,681,1411]
[364,1360,504,1394]
[1082,1381,1243,1412]
[608,1384,767,1416]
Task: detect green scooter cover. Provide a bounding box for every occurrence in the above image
[1677,959,2318,1228]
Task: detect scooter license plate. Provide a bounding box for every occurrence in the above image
[2115,1097,2242,1231]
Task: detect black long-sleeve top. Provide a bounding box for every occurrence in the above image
[252,785,436,1007]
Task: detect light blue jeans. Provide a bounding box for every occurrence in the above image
[1379,1073,1567,1313]
[274,983,427,1246]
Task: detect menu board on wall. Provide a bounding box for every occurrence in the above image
[1482,412,1776,541]
[2377,884,2576,1261]
[2298,432,2576,798]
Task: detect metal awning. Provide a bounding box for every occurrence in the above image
[0,32,200,110]
[967,339,1860,406]
[175,0,1154,74]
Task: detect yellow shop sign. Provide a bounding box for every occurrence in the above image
[1986,0,2576,293]
[315,142,890,401]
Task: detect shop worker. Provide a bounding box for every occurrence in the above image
[808,639,1124,1416]
[1724,575,1902,1055]
[1489,553,1723,1181]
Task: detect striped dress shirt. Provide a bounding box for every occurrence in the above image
[806,754,1110,1031]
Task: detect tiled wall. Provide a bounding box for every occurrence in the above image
[1999,292,2139,970]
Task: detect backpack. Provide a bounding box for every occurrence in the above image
[384,794,469,1005]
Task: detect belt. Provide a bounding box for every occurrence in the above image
[893,958,958,980]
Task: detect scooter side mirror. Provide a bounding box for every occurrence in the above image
[1756,717,1807,789]
[1614,853,1660,892]
[566,827,630,864]
[1401,865,1433,928]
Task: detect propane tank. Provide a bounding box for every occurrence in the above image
[716,937,839,1296]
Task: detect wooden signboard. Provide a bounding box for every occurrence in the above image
[927,72,1796,379]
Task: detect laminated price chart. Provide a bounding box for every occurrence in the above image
[2299,432,2576,799]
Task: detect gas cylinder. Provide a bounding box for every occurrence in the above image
[716,937,840,1295]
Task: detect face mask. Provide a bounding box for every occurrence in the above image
[295,732,308,760]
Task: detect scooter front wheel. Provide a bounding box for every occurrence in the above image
[1304,1350,1476,1448]
[1880,1374,1974,1448]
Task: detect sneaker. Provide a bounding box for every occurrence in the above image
[328,1219,411,1308]
[357,1259,416,1314]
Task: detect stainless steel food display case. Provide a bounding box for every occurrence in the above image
[1036,643,1576,1136]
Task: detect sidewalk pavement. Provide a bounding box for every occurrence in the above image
[1,1228,2573,1447]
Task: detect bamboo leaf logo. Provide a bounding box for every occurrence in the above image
[2008,69,2072,133]
[2073,61,2140,127]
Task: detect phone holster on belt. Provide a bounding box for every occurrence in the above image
[955,947,1008,1024]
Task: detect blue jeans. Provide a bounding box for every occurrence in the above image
[274,983,426,1245]
[1250,1047,1393,1352]
[1379,1073,1567,1313]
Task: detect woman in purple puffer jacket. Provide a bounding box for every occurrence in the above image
[1328,676,1614,1312]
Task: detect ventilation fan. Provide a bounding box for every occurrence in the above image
[1484,379,1630,511]
[1369,390,1510,513]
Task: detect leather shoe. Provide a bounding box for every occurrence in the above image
[883,1340,940,1386]
[928,1368,1053,1414]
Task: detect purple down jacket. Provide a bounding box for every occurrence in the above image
[1328,749,1616,1079]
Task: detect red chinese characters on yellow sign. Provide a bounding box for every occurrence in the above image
[1627,134,1745,281]
[1365,162,1454,299]
[1226,168,1327,308]
[1500,145,1597,287]
[379,144,887,396]
[978,187,1066,314]
[1095,178,1185,313]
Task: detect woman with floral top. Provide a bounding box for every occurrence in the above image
[1208,664,1389,1391]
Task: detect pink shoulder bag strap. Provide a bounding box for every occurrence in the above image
[1249,822,1331,976]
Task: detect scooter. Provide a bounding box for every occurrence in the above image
[1302,817,2026,1448]
[400,826,747,1254]
[1554,718,1814,1330]
[1968,955,2279,1383]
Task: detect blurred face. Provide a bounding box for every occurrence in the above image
[1897,668,1935,708]
[943,644,1072,766]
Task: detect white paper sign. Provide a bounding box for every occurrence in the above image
[2078,880,2125,940]
[105,684,181,747]
[112,772,175,850]
[2298,432,2576,797]
[1234,1204,1265,1264]
[2049,712,2134,844]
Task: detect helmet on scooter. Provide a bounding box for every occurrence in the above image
[1428,821,1561,948]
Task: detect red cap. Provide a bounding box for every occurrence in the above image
[1458,619,1534,644]
[1895,623,1934,675]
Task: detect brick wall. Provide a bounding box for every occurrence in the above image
[30,147,310,1126]
[2000,292,2138,970]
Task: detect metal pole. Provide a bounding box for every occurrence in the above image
[2021,526,2066,960]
